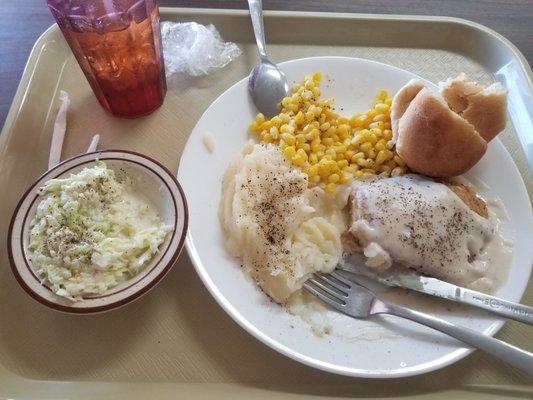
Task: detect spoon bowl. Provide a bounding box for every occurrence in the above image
[248,60,290,117]
[247,0,290,117]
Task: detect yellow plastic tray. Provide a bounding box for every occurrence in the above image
[0,7,531,399]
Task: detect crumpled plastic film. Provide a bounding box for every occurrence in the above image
[161,21,242,77]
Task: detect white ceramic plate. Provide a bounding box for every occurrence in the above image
[179,57,533,377]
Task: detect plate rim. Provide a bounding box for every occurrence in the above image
[180,55,532,378]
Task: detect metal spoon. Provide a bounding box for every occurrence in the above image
[247,0,290,117]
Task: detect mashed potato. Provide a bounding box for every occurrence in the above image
[220,143,347,303]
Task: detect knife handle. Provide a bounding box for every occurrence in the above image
[385,303,533,374]
[461,290,533,325]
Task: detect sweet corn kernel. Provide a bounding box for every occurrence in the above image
[356,158,369,168]
[326,182,337,193]
[339,172,353,184]
[297,148,308,159]
[280,124,293,134]
[360,142,372,153]
[269,126,279,138]
[351,133,364,146]
[292,155,306,167]
[259,121,272,131]
[377,89,388,101]
[374,103,389,112]
[351,152,365,163]
[322,137,334,146]
[295,134,306,144]
[337,159,349,169]
[385,160,397,169]
[391,166,404,177]
[295,111,305,125]
[281,133,296,145]
[328,174,340,183]
[283,146,296,158]
[300,143,311,152]
[375,139,387,151]
[252,73,406,184]
[307,165,319,177]
[312,71,322,82]
[372,114,387,122]
[370,127,382,137]
[394,155,406,167]
[378,165,392,174]
[365,159,376,169]
[366,134,378,145]
[250,121,259,132]
[375,150,388,165]
[279,113,290,123]
[262,133,273,143]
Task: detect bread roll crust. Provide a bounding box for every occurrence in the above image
[396,88,487,178]
[440,73,507,142]
[390,79,425,141]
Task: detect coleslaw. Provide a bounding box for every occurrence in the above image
[28,162,172,300]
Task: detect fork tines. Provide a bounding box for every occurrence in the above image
[303,272,352,307]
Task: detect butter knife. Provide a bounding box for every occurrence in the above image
[339,267,533,325]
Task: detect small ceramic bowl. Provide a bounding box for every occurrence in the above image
[8,150,188,314]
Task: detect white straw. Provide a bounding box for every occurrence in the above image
[86,134,100,153]
[48,90,70,169]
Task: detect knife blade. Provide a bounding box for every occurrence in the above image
[338,263,533,325]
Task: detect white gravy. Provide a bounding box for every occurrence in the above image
[349,175,510,292]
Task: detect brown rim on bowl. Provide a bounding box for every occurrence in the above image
[20,158,178,298]
[7,149,189,314]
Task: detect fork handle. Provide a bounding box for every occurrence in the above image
[382,302,533,374]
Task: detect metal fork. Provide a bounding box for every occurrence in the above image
[304,270,533,374]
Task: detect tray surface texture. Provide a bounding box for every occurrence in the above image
[0,7,531,399]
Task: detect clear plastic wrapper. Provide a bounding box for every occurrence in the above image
[161,21,241,78]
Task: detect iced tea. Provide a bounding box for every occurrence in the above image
[46,0,166,118]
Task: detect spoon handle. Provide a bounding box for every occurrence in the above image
[248,0,268,60]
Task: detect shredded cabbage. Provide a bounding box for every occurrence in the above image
[28,162,172,300]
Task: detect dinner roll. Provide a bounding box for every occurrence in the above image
[396,88,487,178]
[390,79,425,142]
[440,73,507,142]
[391,74,507,177]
